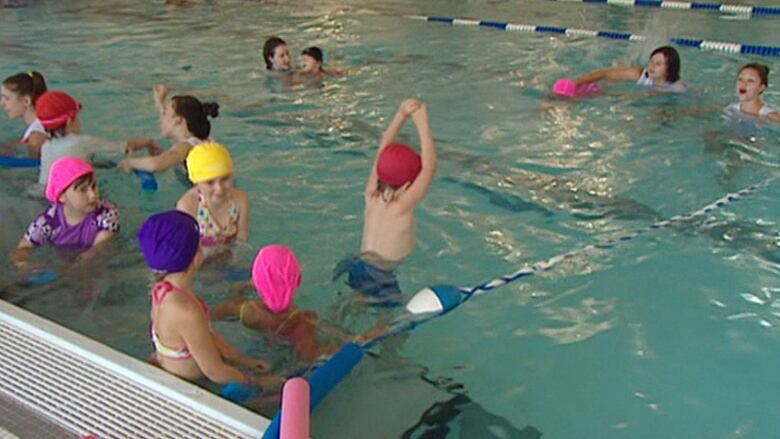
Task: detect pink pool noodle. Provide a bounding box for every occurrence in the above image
[552,78,602,98]
[280,377,310,439]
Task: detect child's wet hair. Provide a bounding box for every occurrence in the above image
[171,95,219,140]
[2,71,47,104]
[70,173,95,191]
[263,36,287,70]
[301,47,323,64]
[740,62,770,87]
[650,46,681,84]
[46,126,68,139]
[377,180,403,202]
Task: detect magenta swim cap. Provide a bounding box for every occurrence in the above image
[252,244,301,314]
[45,157,94,203]
[376,143,422,187]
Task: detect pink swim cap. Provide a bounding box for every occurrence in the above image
[552,78,577,97]
[252,244,302,314]
[376,143,422,187]
[45,157,94,203]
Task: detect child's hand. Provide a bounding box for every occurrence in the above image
[400,98,423,116]
[117,158,133,173]
[240,357,272,373]
[354,324,389,344]
[252,373,286,392]
[153,84,169,105]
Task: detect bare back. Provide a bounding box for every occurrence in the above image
[151,287,208,380]
[361,190,416,264]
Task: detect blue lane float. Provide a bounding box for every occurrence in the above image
[406,14,780,58]
[551,0,780,18]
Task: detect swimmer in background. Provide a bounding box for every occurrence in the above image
[34,91,160,187]
[1,71,48,157]
[118,84,217,173]
[10,157,119,269]
[571,46,686,93]
[334,98,437,306]
[263,37,293,75]
[292,46,343,83]
[214,245,384,362]
[176,142,249,257]
[724,63,779,122]
[138,211,280,388]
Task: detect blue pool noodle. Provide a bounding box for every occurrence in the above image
[133,170,158,192]
[262,342,364,439]
[0,156,40,168]
[26,270,59,286]
[0,156,157,192]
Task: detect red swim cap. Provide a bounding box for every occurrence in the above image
[376,143,421,187]
[36,91,82,130]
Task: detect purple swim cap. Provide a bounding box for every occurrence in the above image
[137,211,200,274]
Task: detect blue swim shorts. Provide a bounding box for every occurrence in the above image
[333,256,402,306]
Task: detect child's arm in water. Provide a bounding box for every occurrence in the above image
[70,135,157,156]
[176,302,251,384]
[9,238,34,269]
[117,142,189,173]
[212,329,271,372]
[0,131,48,158]
[767,110,780,122]
[67,229,117,272]
[574,66,643,85]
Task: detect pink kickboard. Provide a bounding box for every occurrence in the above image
[552,78,602,98]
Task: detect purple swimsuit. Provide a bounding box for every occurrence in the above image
[24,200,120,251]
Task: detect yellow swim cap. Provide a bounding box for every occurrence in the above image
[186,142,234,184]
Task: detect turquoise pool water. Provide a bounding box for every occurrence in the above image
[1,0,780,437]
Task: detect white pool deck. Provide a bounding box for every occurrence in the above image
[0,299,270,438]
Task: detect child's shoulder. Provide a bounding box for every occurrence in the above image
[232,187,249,200]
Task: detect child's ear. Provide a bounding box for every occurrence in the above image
[23,96,32,108]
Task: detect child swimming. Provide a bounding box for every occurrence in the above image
[118,84,217,174]
[213,245,381,361]
[293,46,343,81]
[138,210,277,386]
[1,71,48,157]
[10,157,119,268]
[263,37,293,73]
[34,90,159,186]
[334,98,437,305]
[724,63,780,122]
[567,46,686,93]
[176,142,249,253]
